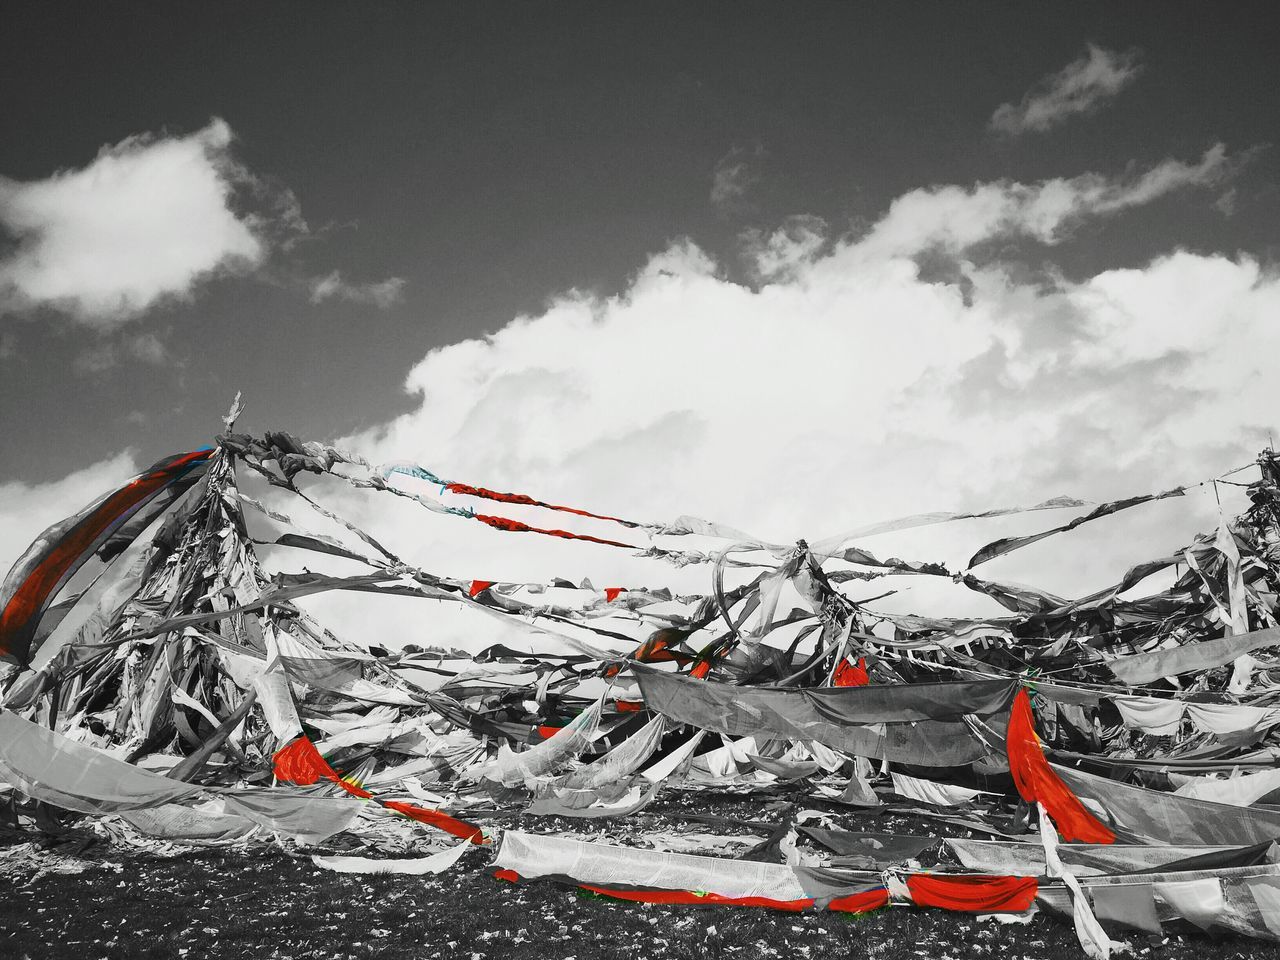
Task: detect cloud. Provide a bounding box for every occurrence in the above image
[710,144,764,212]
[309,271,406,309]
[279,148,1271,651]
[991,44,1142,136]
[8,147,1267,656]
[858,146,1231,258]
[0,452,139,582]
[0,118,300,326]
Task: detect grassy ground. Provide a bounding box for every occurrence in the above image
[2,790,1277,960]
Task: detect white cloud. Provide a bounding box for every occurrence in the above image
[991,44,1142,136]
[279,150,1272,651]
[858,146,1230,258]
[0,119,289,326]
[309,270,405,309]
[7,148,1269,657]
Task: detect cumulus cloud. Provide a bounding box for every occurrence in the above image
[0,119,279,326]
[7,146,1268,655]
[272,148,1272,651]
[991,44,1142,136]
[309,270,406,309]
[859,146,1231,258]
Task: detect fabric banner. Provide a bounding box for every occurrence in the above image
[496,830,812,901]
[0,709,203,813]
[633,666,1009,766]
[1006,690,1114,843]
[1054,762,1280,846]
[1108,626,1280,685]
[0,449,213,666]
[220,788,363,845]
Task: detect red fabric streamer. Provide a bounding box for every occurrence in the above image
[689,661,711,679]
[616,700,645,712]
[468,580,495,597]
[271,736,372,798]
[494,871,889,914]
[828,889,892,913]
[906,874,1038,913]
[444,481,637,527]
[473,513,633,549]
[604,587,624,603]
[537,725,564,739]
[0,448,213,664]
[1006,688,1115,843]
[382,800,486,843]
[834,657,870,687]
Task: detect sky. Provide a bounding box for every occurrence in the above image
[3,4,1280,649]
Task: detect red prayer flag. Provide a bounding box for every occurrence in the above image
[1006,688,1115,843]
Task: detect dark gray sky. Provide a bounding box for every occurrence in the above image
[2,2,1279,484]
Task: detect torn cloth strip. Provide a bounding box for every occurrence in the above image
[495,829,812,901]
[966,487,1185,569]
[800,827,937,867]
[1107,625,1280,685]
[272,736,373,798]
[311,838,472,875]
[1006,689,1114,843]
[0,448,213,665]
[905,874,1039,913]
[1053,762,1280,846]
[220,789,362,846]
[0,709,203,813]
[632,665,1010,766]
[494,872,891,914]
[833,656,869,687]
[381,801,485,843]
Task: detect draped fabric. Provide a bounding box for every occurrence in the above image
[311,838,473,875]
[220,789,362,845]
[1006,689,1115,843]
[272,735,372,798]
[633,665,1010,766]
[891,772,994,807]
[946,839,1262,876]
[1172,767,1280,806]
[833,657,869,687]
[1108,626,1280,685]
[0,448,213,665]
[557,715,667,791]
[120,801,257,842]
[1054,763,1280,845]
[0,710,202,813]
[471,697,605,787]
[801,827,938,867]
[906,874,1038,913]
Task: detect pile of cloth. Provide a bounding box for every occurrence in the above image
[4,407,1280,957]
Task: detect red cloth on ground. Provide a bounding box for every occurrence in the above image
[1006,688,1115,843]
[382,800,485,843]
[906,874,1038,913]
[468,580,494,597]
[271,736,372,798]
[833,657,870,687]
[604,587,624,603]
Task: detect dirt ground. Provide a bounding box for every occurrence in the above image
[2,790,1277,960]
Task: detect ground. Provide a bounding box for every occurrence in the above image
[2,790,1277,960]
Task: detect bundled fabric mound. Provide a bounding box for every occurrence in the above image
[4,405,1280,958]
